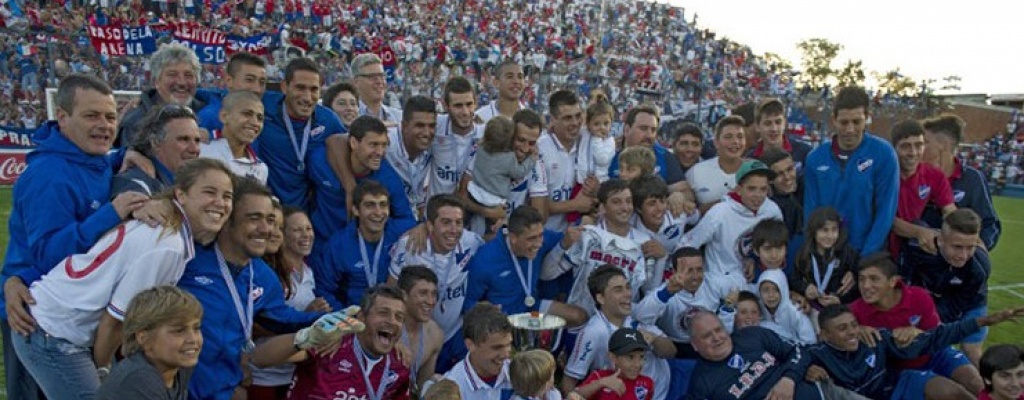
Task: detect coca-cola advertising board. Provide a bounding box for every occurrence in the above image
[0,150,29,185]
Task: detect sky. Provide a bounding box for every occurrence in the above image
[664,0,1023,95]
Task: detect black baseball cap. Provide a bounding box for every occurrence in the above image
[608,327,650,355]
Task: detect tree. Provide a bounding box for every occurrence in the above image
[796,38,842,89]
[873,68,917,97]
[834,59,866,88]
[762,52,793,74]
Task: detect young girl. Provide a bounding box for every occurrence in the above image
[249,207,331,399]
[979,344,1024,400]
[568,101,617,224]
[756,270,817,345]
[97,286,204,400]
[468,116,536,231]
[13,159,234,399]
[792,207,860,308]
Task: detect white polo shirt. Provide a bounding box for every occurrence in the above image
[199,138,269,184]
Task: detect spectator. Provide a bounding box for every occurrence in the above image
[322,81,360,128]
[610,104,685,185]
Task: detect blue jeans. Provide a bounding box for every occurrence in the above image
[2,320,45,400]
[11,327,100,399]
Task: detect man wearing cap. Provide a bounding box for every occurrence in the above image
[679,160,783,300]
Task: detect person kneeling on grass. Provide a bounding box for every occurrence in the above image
[97,286,203,400]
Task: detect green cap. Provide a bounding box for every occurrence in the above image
[735,160,777,185]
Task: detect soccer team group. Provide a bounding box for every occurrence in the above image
[2,42,1024,400]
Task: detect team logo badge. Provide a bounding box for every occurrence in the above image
[909,315,922,327]
[918,185,931,200]
[193,276,214,286]
[817,165,830,172]
[91,200,101,210]
[310,125,326,138]
[727,354,745,370]
[857,158,874,172]
[635,386,649,400]
[950,276,963,285]
[385,369,400,386]
[338,359,353,373]
[251,286,264,300]
[866,353,876,368]
[953,190,966,203]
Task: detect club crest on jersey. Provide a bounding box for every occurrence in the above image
[909,315,922,327]
[727,354,744,370]
[918,185,931,200]
[866,353,876,368]
[950,276,963,285]
[385,369,400,386]
[310,125,326,138]
[193,276,215,286]
[735,228,755,260]
[91,200,101,210]
[662,224,682,240]
[635,385,649,400]
[953,190,965,203]
[857,158,874,172]
[251,286,264,301]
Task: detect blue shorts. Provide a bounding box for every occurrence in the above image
[961,305,988,344]
[892,369,934,400]
[923,347,972,378]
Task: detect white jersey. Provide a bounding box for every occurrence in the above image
[537,132,581,232]
[445,357,512,400]
[199,139,269,184]
[474,100,527,125]
[389,230,484,341]
[634,283,731,342]
[686,157,736,205]
[679,194,783,298]
[629,211,698,291]
[542,223,649,317]
[575,129,616,183]
[429,114,484,196]
[387,128,433,212]
[29,220,195,347]
[565,313,670,400]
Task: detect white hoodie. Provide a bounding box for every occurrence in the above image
[678,193,783,298]
[756,269,817,345]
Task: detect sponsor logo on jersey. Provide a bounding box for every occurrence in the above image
[551,186,573,202]
[339,359,353,373]
[194,276,215,286]
[435,165,459,183]
[728,352,777,398]
[817,165,830,172]
[588,250,638,271]
[251,286,264,300]
[950,276,963,285]
[310,125,326,138]
[499,270,511,278]
[918,184,931,200]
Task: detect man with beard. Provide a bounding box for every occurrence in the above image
[199,90,269,184]
[476,61,527,124]
[252,285,412,400]
[118,43,207,148]
[609,104,686,186]
[178,178,327,400]
[256,57,345,210]
[429,77,485,197]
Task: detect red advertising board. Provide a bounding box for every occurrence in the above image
[0,150,30,185]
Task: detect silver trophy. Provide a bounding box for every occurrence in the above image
[508,312,566,352]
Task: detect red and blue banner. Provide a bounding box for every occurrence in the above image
[87,23,157,57]
[171,22,227,64]
[226,34,271,57]
[0,125,37,185]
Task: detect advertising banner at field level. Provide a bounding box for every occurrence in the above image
[0,125,36,185]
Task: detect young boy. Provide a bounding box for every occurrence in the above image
[509,350,565,400]
[733,291,763,330]
[617,146,657,182]
[748,218,789,283]
[755,269,816,344]
[629,175,699,291]
[576,328,656,400]
[789,290,819,334]
[979,345,1024,400]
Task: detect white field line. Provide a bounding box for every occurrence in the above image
[991,282,1024,291]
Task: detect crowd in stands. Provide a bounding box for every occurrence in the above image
[3,1,1024,400]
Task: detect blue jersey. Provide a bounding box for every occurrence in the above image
[307,147,413,250]
[608,143,685,185]
[1,122,121,319]
[311,219,416,310]
[462,229,564,315]
[178,244,322,400]
[256,92,346,210]
[804,134,898,256]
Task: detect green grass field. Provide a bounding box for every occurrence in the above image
[0,189,1020,398]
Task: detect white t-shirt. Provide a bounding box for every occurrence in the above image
[429,114,484,197]
[576,129,616,183]
[388,230,484,341]
[199,138,269,184]
[30,220,195,347]
[686,157,736,206]
[537,132,581,231]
